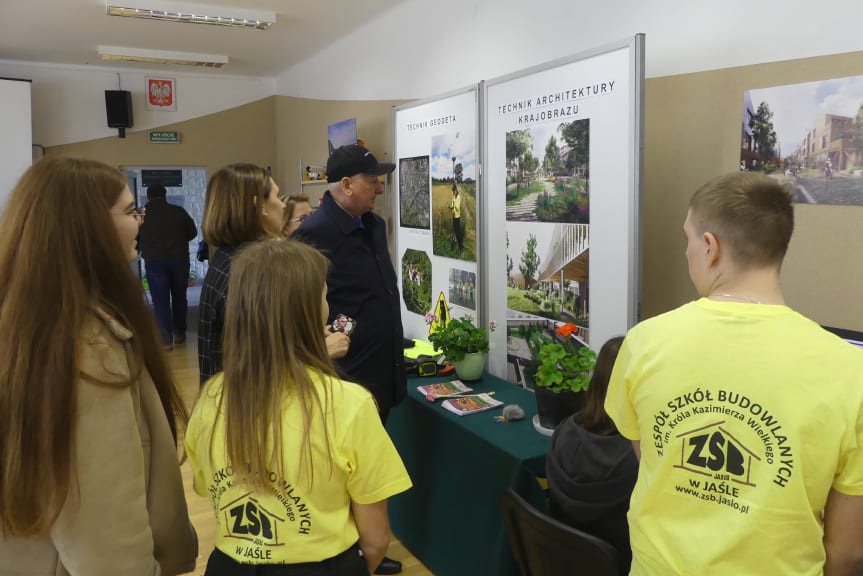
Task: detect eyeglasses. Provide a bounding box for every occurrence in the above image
[111,207,146,221]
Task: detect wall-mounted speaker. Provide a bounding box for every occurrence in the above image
[104,90,133,129]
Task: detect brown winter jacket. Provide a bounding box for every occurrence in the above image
[0,308,197,575]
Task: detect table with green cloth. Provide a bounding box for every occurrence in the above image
[386,372,550,576]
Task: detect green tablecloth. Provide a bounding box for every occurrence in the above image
[386,373,550,576]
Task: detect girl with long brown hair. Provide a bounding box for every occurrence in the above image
[0,157,197,574]
[186,239,411,576]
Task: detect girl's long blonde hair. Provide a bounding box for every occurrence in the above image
[219,238,336,489]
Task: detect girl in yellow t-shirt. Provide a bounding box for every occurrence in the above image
[186,239,412,576]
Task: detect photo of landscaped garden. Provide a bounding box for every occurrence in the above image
[504,222,590,387]
[505,119,590,222]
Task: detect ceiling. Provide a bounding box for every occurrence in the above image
[0,0,404,78]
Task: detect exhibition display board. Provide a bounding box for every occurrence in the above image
[393,86,482,341]
[484,36,644,382]
[392,36,644,385]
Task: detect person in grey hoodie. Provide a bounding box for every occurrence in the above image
[545,336,637,570]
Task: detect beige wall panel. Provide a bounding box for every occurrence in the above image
[274,96,403,208]
[47,97,277,181]
[642,50,863,331]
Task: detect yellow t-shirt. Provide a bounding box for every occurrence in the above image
[606,299,863,575]
[450,193,462,219]
[185,371,412,564]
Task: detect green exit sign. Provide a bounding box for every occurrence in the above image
[149,130,180,143]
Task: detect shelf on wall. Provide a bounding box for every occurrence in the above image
[301,180,328,186]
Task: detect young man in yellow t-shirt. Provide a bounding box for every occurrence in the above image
[606,172,863,575]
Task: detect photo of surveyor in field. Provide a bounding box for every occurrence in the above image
[399,155,430,229]
[401,248,433,316]
[431,131,477,261]
[506,119,590,223]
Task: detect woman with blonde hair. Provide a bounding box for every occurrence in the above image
[0,157,197,574]
[186,239,411,575]
[198,163,286,384]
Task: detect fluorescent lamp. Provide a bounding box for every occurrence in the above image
[106,1,275,30]
[97,45,229,68]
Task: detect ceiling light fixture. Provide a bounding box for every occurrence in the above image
[106,1,275,30]
[97,45,229,68]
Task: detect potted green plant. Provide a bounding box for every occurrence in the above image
[427,313,496,381]
[533,322,596,429]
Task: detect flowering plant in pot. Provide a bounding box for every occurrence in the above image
[533,322,596,429]
[427,313,496,380]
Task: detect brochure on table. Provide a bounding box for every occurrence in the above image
[393,86,482,342]
[483,36,644,382]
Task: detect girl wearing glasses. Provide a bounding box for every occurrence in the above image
[0,157,197,574]
[282,193,312,237]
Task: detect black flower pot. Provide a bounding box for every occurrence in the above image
[535,387,584,429]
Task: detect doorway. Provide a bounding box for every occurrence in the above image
[124,166,207,307]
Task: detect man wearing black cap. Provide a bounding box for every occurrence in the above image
[293,144,405,575]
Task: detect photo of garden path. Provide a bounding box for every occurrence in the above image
[741,77,863,205]
[401,248,432,316]
[505,119,590,222]
[399,155,430,229]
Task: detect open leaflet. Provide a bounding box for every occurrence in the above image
[441,393,503,416]
[416,379,473,399]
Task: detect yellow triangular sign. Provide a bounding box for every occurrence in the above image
[428,291,450,336]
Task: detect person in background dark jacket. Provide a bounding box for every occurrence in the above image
[546,336,637,571]
[137,185,197,349]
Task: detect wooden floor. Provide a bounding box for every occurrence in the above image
[167,338,433,576]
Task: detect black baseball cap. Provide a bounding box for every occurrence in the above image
[326,144,395,183]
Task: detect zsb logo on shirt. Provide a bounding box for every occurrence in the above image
[221,495,284,546]
[675,422,760,486]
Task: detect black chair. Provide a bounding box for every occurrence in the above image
[500,488,623,576]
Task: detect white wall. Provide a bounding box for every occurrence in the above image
[0,60,275,146]
[6,0,862,145]
[0,78,32,208]
[276,0,863,100]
